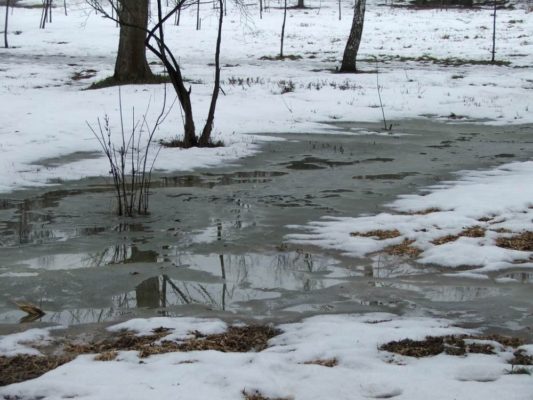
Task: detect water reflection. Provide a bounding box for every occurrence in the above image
[158,171,287,189]
[498,271,533,284]
[0,194,110,247]
[20,244,161,270]
[383,282,503,302]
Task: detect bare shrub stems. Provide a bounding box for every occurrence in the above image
[87,86,174,216]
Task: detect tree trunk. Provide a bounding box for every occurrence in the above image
[491,0,496,63]
[296,0,305,8]
[339,0,366,73]
[199,0,224,146]
[280,0,287,58]
[4,0,10,49]
[114,0,154,82]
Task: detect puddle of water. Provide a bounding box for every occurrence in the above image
[0,250,355,325]
[1,120,533,336]
[497,271,533,284]
[281,156,359,170]
[352,172,418,180]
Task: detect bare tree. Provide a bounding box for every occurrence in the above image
[491,0,497,63]
[280,0,287,57]
[4,0,9,48]
[88,0,226,147]
[40,0,53,29]
[340,0,366,72]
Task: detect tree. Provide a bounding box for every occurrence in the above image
[280,0,287,57]
[88,0,225,147]
[114,0,154,82]
[339,0,366,72]
[4,0,10,48]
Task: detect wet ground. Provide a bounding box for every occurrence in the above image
[0,119,532,338]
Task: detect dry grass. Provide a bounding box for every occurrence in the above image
[94,351,118,361]
[510,349,533,366]
[0,354,73,386]
[380,334,525,359]
[383,239,422,257]
[350,229,401,240]
[490,227,512,234]
[242,389,292,400]
[176,326,280,353]
[1,325,281,386]
[66,325,281,359]
[495,231,533,251]
[302,358,338,367]
[401,207,442,215]
[431,226,486,245]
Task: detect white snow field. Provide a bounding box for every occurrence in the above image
[1,314,532,399]
[1,0,532,192]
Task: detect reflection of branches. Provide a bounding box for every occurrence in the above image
[162,274,191,304]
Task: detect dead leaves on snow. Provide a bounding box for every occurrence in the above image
[380,334,527,361]
[0,325,281,387]
[65,325,281,359]
[495,231,533,251]
[431,226,486,245]
[350,229,401,240]
[0,354,73,387]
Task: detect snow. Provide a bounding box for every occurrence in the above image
[108,316,228,339]
[1,1,532,397]
[0,327,53,356]
[1,314,532,399]
[288,160,533,276]
[1,0,532,192]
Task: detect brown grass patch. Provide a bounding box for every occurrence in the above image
[491,227,512,234]
[0,354,73,386]
[302,358,338,367]
[495,231,533,251]
[383,239,422,257]
[380,334,525,359]
[177,326,281,353]
[350,229,401,240]
[242,390,292,400]
[94,351,118,361]
[431,226,486,245]
[401,207,442,215]
[510,349,533,366]
[66,325,281,359]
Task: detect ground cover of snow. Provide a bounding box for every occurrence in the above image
[1,0,532,192]
[0,327,52,356]
[288,160,533,277]
[1,313,532,399]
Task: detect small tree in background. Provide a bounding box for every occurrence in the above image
[4,0,10,48]
[280,0,287,57]
[491,0,497,63]
[340,0,366,72]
